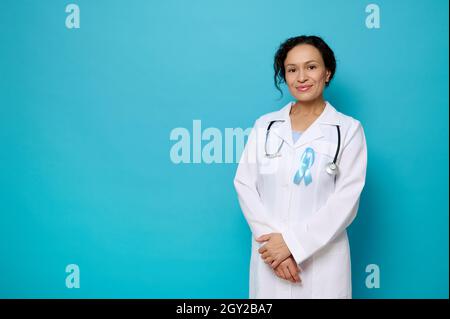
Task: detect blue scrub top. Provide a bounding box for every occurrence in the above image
[292,130,303,143]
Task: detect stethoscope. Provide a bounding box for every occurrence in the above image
[264,120,341,176]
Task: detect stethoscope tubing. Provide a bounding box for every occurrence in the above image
[264,120,341,167]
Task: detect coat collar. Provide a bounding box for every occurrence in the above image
[270,100,341,148]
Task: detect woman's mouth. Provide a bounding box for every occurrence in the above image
[296,85,312,92]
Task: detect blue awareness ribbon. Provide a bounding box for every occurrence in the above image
[293,147,315,186]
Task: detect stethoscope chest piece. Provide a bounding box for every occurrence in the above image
[326,162,339,176]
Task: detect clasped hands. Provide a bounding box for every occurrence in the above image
[256,233,301,284]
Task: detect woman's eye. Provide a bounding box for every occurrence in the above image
[308,65,317,70]
[288,69,296,73]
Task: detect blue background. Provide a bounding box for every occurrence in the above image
[0,0,448,298]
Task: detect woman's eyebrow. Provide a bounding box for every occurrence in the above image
[285,60,319,66]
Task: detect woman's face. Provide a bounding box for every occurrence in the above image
[284,44,331,103]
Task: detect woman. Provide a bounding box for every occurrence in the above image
[234,35,367,299]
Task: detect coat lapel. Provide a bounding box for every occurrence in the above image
[269,102,294,147]
[269,101,341,149]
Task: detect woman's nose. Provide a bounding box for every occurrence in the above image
[296,70,307,82]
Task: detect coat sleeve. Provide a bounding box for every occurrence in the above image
[282,120,368,265]
[233,120,283,240]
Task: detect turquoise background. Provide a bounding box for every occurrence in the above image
[0,0,448,298]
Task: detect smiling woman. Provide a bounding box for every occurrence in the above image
[234,35,368,299]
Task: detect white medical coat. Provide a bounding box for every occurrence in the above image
[234,101,367,298]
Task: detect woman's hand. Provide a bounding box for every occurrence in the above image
[274,256,302,283]
[256,233,291,269]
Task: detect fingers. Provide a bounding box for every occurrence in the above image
[261,251,270,259]
[281,266,295,283]
[273,260,302,284]
[261,254,282,268]
[256,234,271,242]
[260,252,274,265]
[258,246,267,254]
[270,257,282,269]
[261,252,288,270]
[267,255,303,284]
[287,263,301,283]
[275,268,285,280]
[263,256,274,265]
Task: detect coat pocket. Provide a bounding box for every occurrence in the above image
[313,140,338,159]
[311,140,338,190]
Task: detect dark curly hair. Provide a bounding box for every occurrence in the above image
[273,35,336,97]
